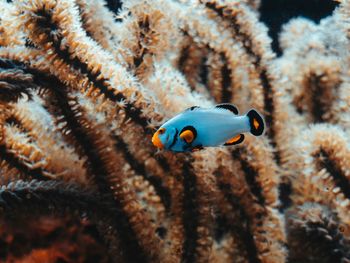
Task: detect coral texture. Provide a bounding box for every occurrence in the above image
[0,0,349,262]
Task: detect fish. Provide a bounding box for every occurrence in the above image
[152,103,265,152]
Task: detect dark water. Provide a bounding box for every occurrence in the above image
[259,0,339,55]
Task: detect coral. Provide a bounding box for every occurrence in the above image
[0,0,349,262]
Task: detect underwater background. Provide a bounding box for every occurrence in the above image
[0,0,350,262]
[106,0,339,55]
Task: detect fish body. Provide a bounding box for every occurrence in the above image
[152,103,265,152]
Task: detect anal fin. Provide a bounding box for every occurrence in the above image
[224,134,244,146]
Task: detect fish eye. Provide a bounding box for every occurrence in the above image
[158,128,166,134]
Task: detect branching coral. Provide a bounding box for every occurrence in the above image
[0,0,349,262]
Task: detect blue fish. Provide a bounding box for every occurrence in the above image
[152,103,265,152]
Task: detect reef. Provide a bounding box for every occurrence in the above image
[0,0,349,262]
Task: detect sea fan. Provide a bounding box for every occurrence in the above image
[0,0,349,262]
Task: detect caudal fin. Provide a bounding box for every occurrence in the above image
[247,109,265,136]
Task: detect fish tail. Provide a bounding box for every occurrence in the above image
[247,109,265,136]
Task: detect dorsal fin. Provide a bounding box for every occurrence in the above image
[215,103,239,114]
[185,106,200,112]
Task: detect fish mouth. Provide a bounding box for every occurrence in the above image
[152,130,164,149]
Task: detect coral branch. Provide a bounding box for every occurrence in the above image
[286,203,350,262]
[0,179,122,261]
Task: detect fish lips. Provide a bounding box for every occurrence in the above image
[152,129,172,149]
[152,131,164,149]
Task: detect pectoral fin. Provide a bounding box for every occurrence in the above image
[224,134,245,146]
[180,126,197,144]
